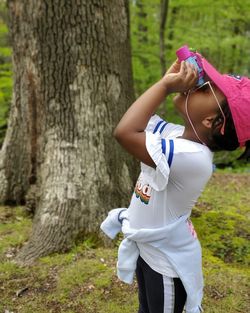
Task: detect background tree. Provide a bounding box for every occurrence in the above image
[0,0,136,264]
[130,0,250,167]
[159,0,169,76]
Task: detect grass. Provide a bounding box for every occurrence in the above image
[0,173,249,313]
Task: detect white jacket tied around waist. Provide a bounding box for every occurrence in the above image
[101,208,203,313]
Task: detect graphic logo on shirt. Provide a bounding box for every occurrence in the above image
[187,219,197,239]
[134,177,152,205]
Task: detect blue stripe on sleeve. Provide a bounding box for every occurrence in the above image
[167,139,174,167]
[153,120,164,134]
[159,122,168,134]
[161,138,166,155]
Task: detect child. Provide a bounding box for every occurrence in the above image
[101,53,250,313]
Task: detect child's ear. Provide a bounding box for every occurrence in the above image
[202,116,216,129]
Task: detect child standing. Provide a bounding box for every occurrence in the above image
[101,53,250,313]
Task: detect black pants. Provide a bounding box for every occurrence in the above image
[136,256,187,313]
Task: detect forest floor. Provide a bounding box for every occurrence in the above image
[0,173,249,313]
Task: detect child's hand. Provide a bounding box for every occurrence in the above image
[162,60,198,94]
[166,59,182,74]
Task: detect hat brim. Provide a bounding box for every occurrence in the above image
[202,58,229,95]
[201,57,250,147]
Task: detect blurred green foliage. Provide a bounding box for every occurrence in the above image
[130,0,250,170]
[0,1,249,170]
[130,0,250,94]
[0,3,12,147]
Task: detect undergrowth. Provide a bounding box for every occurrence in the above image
[0,173,249,313]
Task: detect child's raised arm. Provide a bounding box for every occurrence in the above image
[114,60,198,167]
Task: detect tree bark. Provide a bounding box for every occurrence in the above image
[3,0,136,264]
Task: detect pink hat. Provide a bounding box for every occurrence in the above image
[201,57,250,147]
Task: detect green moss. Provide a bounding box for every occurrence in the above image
[40,251,78,267]
[192,174,250,265]
[77,283,138,313]
[0,207,32,272]
[0,205,29,219]
[0,260,30,280]
[193,211,249,265]
[0,219,32,256]
[56,258,107,295]
[202,251,249,312]
[101,299,138,313]
[92,271,112,288]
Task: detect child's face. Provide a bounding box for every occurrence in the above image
[173,82,226,124]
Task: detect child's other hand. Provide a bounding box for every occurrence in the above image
[162,60,198,94]
[166,59,181,74]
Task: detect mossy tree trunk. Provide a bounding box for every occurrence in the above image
[1,0,136,264]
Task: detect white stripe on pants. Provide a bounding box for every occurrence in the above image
[163,276,175,313]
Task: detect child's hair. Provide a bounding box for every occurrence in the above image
[237,140,250,161]
[208,100,250,161]
[209,100,238,151]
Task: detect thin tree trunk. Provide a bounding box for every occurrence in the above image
[135,0,149,71]
[159,0,169,77]
[137,0,148,44]
[3,0,136,264]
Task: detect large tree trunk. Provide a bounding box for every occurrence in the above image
[2,0,136,264]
